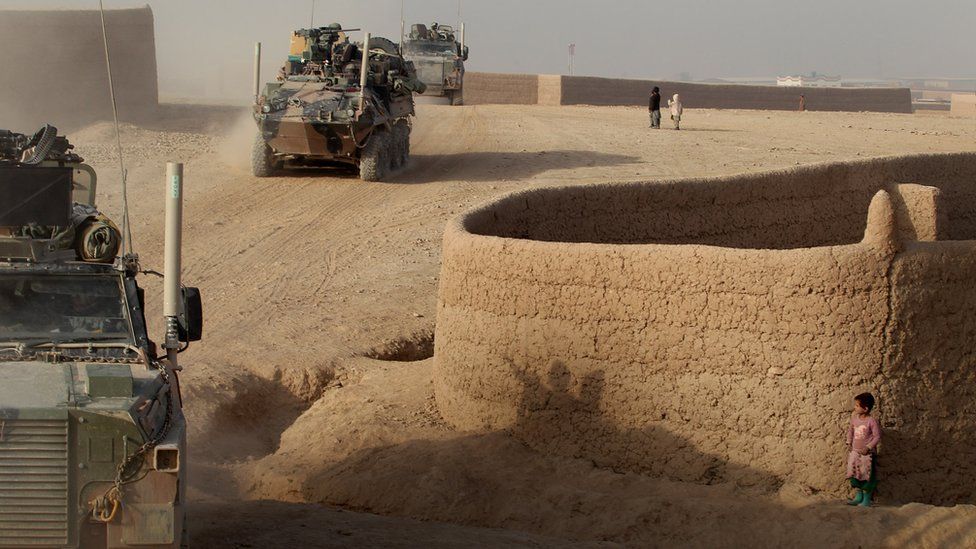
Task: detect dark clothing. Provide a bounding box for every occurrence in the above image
[649,91,661,112]
[650,110,661,128]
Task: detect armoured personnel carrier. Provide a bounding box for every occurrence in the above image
[252,24,426,181]
[401,22,469,105]
[0,126,201,548]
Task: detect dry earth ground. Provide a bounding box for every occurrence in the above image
[66,104,976,547]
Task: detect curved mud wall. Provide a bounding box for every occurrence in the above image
[0,7,158,131]
[464,72,913,114]
[434,153,976,504]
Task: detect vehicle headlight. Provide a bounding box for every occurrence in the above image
[262,104,272,113]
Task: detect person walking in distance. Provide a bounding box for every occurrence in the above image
[798,94,806,112]
[649,86,662,128]
[668,93,683,130]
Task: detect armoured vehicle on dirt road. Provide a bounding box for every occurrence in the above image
[252,24,426,181]
[0,126,202,548]
[401,22,468,106]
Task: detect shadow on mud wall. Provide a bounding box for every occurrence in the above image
[293,364,806,546]
[880,367,976,505]
[292,413,976,547]
[877,252,976,506]
[392,150,642,184]
[508,360,779,488]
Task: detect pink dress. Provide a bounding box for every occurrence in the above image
[846,414,881,481]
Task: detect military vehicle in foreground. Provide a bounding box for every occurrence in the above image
[252,24,426,181]
[0,126,201,548]
[401,22,469,106]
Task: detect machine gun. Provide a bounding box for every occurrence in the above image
[289,25,362,66]
[0,125,78,165]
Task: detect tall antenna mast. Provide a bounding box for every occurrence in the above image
[310,0,315,28]
[97,0,133,255]
[457,0,462,32]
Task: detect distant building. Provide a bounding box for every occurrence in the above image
[777,75,842,87]
[900,78,976,92]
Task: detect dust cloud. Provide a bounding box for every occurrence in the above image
[217,111,260,172]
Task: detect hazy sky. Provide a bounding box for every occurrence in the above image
[14,0,976,100]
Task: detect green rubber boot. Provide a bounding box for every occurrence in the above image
[859,490,873,507]
[847,489,863,506]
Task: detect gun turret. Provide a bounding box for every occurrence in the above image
[1,126,119,263]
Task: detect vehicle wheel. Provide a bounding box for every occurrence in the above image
[389,127,403,170]
[359,131,390,182]
[393,122,410,169]
[368,37,400,55]
[251,131,275,177]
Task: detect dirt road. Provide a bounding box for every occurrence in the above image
[68,104,976,547]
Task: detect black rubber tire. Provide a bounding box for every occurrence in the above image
[359,132,390,182]
[251,131,275,177]
[394,121,410,168]
[389,125,403,170]
[386,135,398,173]
[368,37,400,56]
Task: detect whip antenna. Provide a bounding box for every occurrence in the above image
[98,0,134,255]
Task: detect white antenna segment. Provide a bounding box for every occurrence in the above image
[97,0,133,255]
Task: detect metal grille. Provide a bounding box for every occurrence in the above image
[0,419,69,547]
[417,61,446,85]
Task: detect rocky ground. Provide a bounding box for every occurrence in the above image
[67,103,976,547]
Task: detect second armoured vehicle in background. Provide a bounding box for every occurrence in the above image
[252,24,426,181]
[402,22,469,106]
[0,125,202,547]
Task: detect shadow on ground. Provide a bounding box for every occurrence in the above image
[189,499,609,548]
[393,150,642,184]
[282,359,976,548]
[246,149,641,185]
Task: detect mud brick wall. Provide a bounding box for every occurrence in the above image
[951,94,976,117]
[558,76,913,113]
[463,72,539,105]
[464,72,912,113]
[434,153,976,504]
[536,75,562,106]
[0,7,158,131]
[884,241,976,503]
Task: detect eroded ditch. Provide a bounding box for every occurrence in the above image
[361,329,435,362]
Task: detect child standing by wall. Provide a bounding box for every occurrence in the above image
[846,392,881,506]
